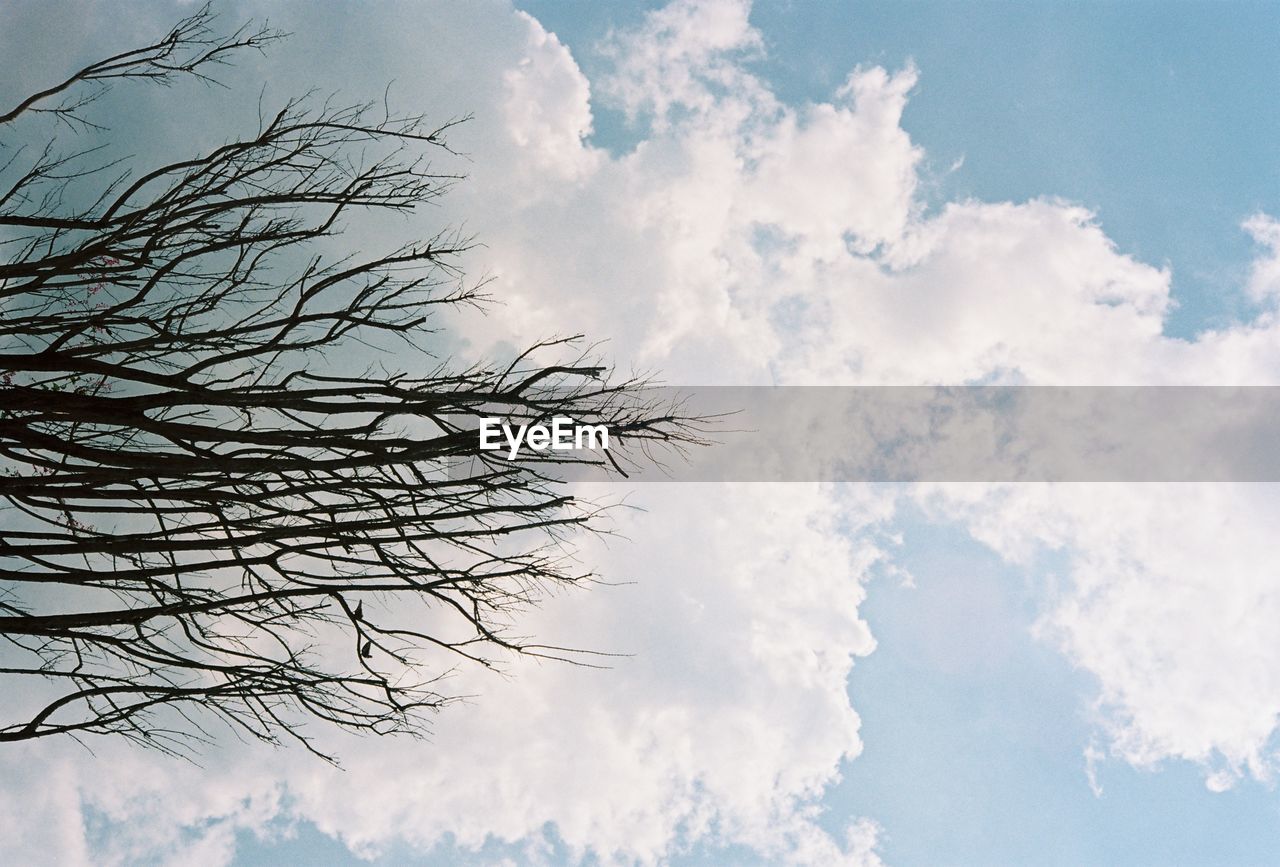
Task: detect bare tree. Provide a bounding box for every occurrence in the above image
[0,5,698,761]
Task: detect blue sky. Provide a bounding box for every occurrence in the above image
[8,2,1280,865]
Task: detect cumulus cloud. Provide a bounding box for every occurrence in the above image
[0,485,894,867]
[921,483,1280,792]
[0,8,902,862]
[289,484,892,865]
[1244,213,1280,303]
[597,0,767,131]
[501,12,602,185]
[442,0,1280,813]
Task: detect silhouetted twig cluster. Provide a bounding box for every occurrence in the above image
[0,5,703,761]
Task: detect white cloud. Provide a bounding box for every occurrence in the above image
[1244,213,1280,303]
[0,747,90,866]
[471,0,1280,811]
[283,483,892,865]
[921,482,1280,790]
[502,13,601,186]
[0,485,894,867]
[741,64,921,259]
[597,0,767,131]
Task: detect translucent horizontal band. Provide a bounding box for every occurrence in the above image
[444,386,1280,482]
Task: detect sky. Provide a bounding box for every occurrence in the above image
[5,1,1280,865]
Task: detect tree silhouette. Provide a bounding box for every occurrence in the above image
[0,5,699,761]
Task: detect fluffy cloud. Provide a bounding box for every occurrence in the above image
[287,484,892,865]
[922,482,1280,792]
[597,0,767,131]
[445,0,1280,814]
[0,485,894,867]
[474,2,1280,805]
[501,12,602,186]
[1244,213,1280,303]
[0,8,902,862]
